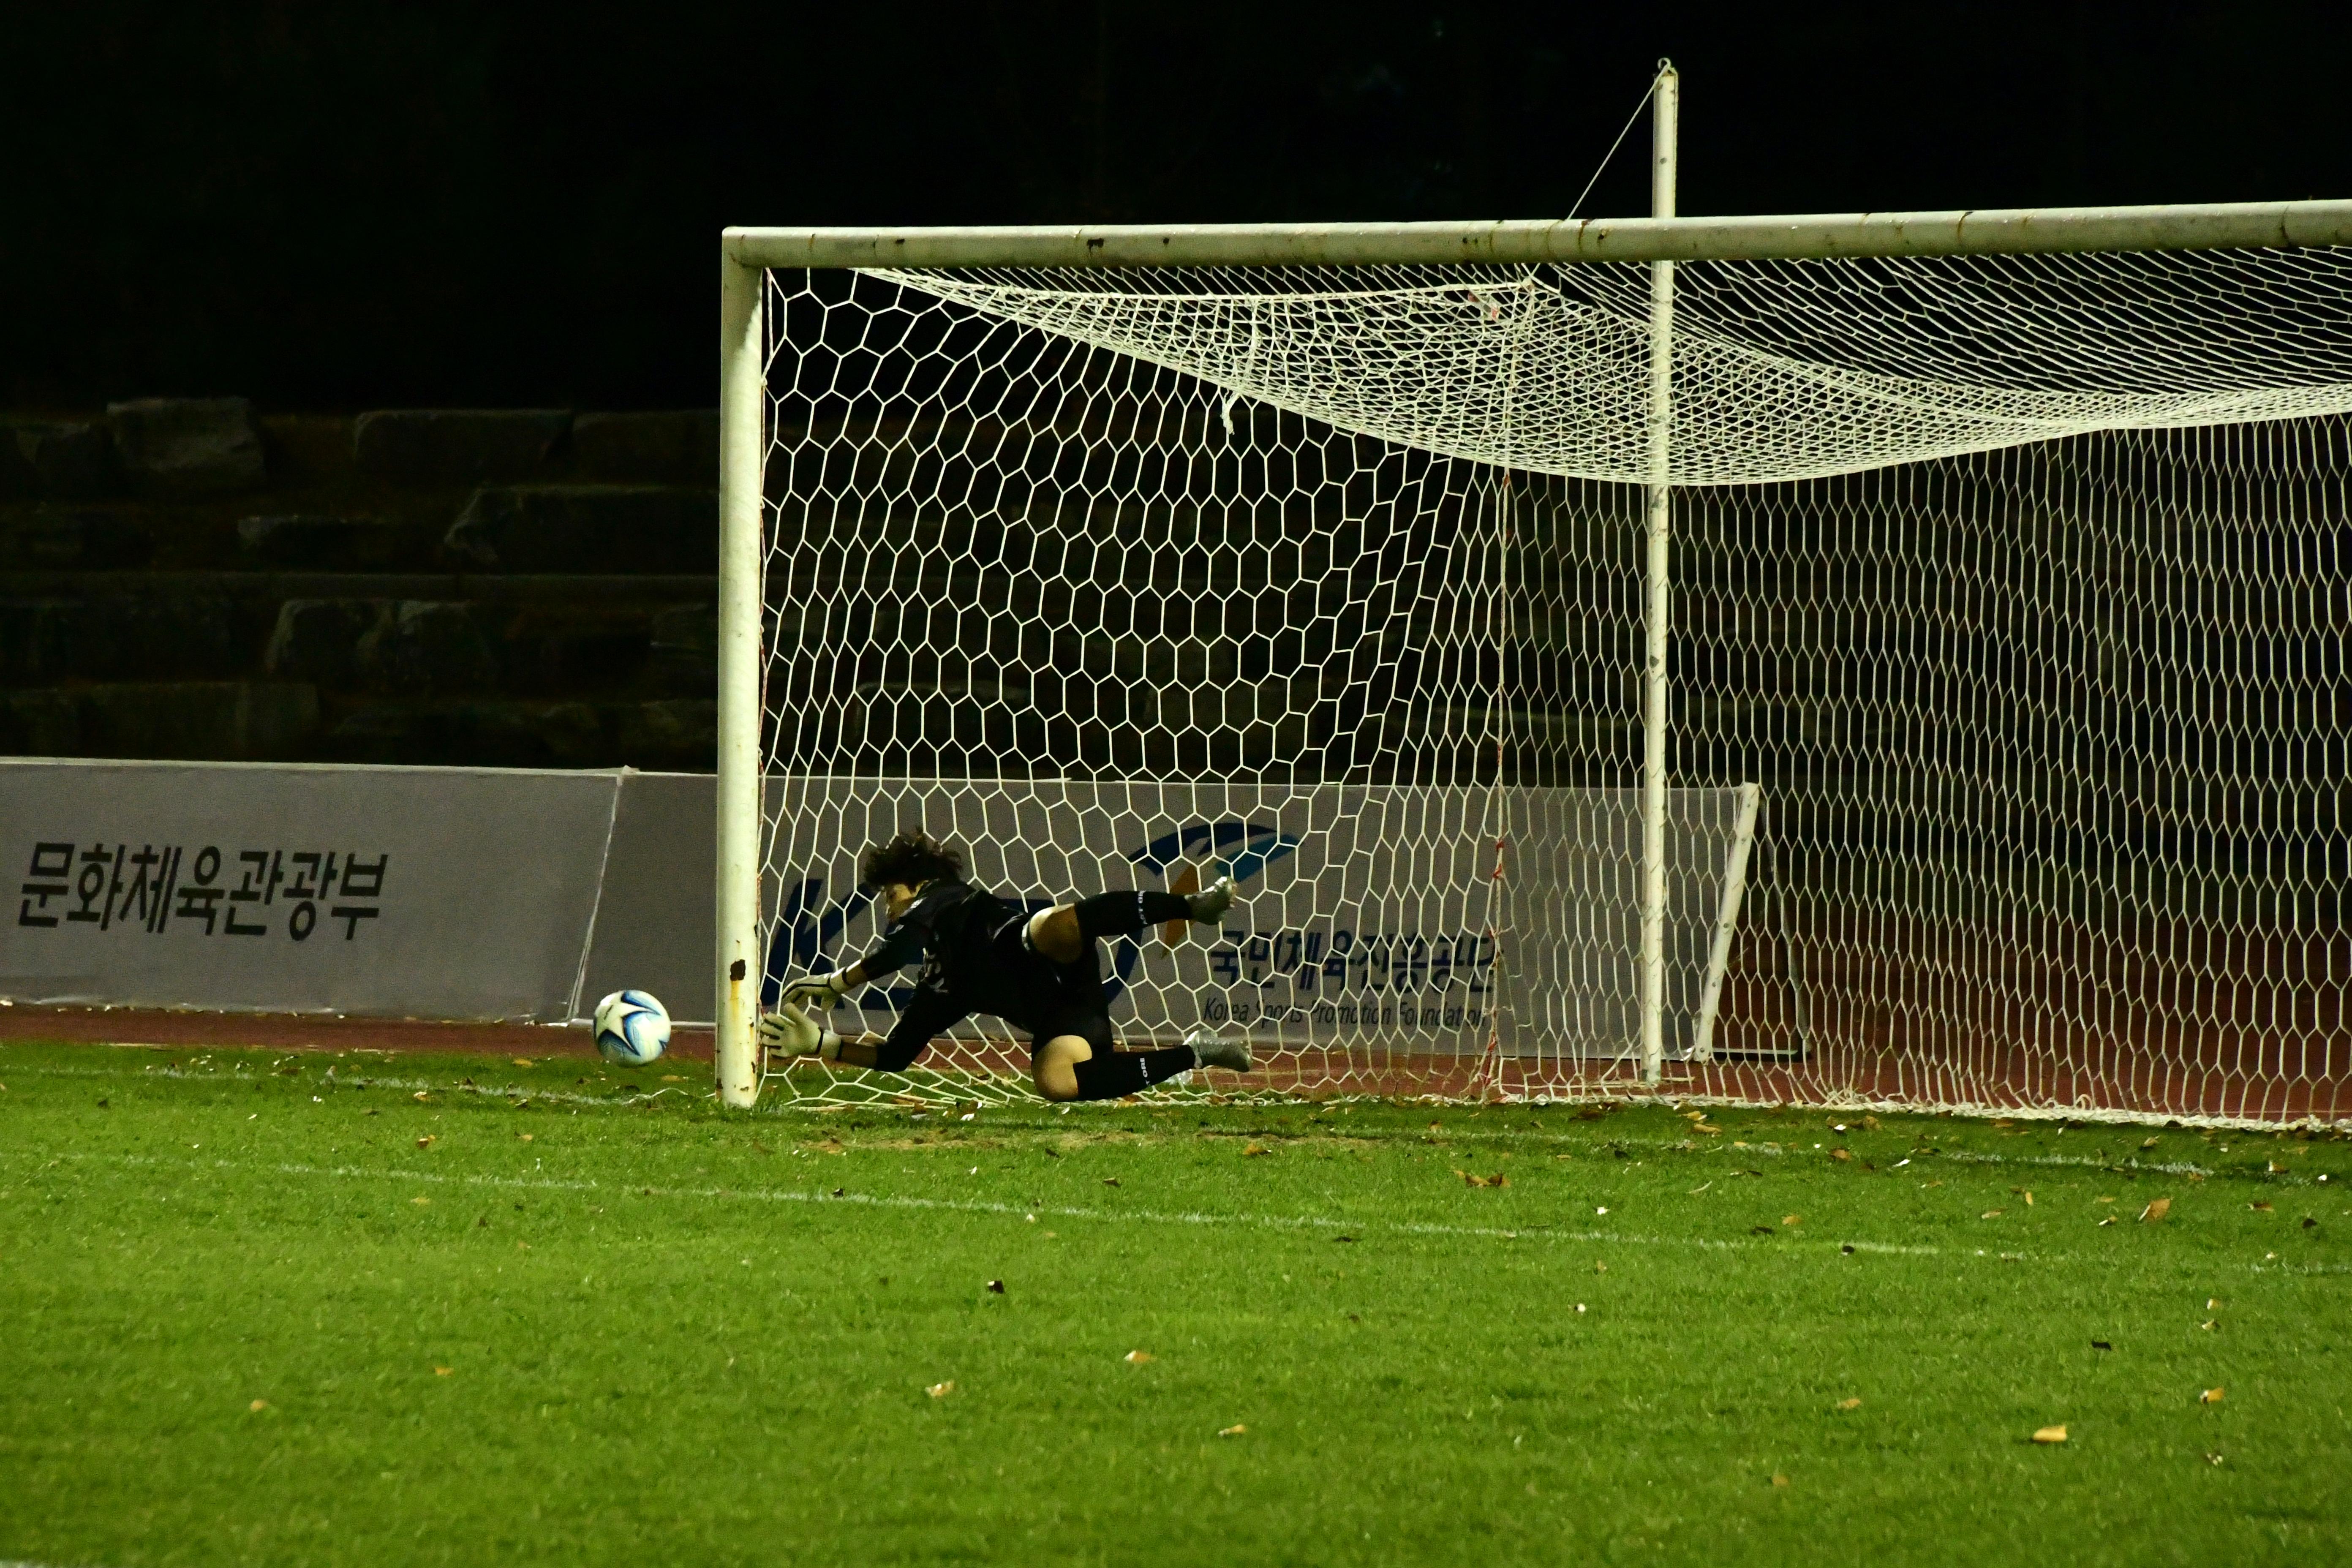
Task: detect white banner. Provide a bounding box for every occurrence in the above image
[0,762,1758,1060]
[0,759,619,1021]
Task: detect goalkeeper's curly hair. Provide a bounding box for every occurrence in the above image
[859,828,964,891]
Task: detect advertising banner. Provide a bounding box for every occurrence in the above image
[1,762,1758,1061]
[0,759,619,1021]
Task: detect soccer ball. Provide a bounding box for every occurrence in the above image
[593,989,671,1066]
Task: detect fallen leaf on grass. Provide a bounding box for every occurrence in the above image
[927,1381,956,1399]
[411,1195,430,1206]
[2248,1200,2273,1211]
[249,1399,270,1412]
[1781,1214,1801,1227]
[1981,1210,2005,1219]
[412,1091,430,1102]
[2205,1451,2226,1466]
[1836,1397,1862,1411]
[661,1074,683,1083]
[1102,1176,1121,1187]
[985,1279,1005,1294]
[1242,1143,1270,1158]
[1750,1225,1776,1236]
[434,1366,453,1377]
[2303,1217,2319,1229]
[2099,1217,2117,1226]
[511,1059,532,1068]
[2032,1425,2068,1444]
[2140,1198,2172,1223]
[2200,1387,2225,1404]
[2142,1136,2161,1149]
[1862,1115,1880,1130]
[1332,1234,1357,1244]
[1594,1260,1608,1274]
[1829,1148,1852,1163]
[2091,1340,2112,1351]
[1453,1169,1508,1188]
[517,1133,533,1143]
[415,1135,436,1148]
[1218,1424,1247,1437]
[1771,1473,1790,1488]
[1124,1350,1155,1364]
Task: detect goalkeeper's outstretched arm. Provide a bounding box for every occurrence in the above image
[758,985,950,1074]
[762,923,928,1068]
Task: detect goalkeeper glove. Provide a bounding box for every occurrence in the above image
[757,1004,843,1062]
[779,969,851,1011]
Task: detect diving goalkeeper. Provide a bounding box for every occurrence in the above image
[757,828,1252,1100]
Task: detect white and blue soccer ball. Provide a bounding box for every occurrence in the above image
[593,989,671,1067]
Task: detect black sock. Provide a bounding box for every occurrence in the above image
[1072,889,1192,942]
[1069,1045,1198,1101]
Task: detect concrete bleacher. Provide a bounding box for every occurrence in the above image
[0,402,718,770]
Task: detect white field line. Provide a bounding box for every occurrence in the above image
[18,1148,2326,1275]
[1612,1093,2351,1136]
[8,1036,2341,1134]
[1311,1126,2263,1181]
[14,1062,2336,1188]
[38,1148,1955,1260]
[6,1061,681,1111]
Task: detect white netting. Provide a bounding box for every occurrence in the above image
[890,251,2352,484]
[756,252,2351,1123]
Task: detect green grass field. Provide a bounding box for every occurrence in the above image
[2,1037,2347,1566]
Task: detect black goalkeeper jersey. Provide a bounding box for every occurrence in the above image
[855,879,1111,1031]
[856,879,1035,1007]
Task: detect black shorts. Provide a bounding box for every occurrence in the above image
[878,915,1115,1067]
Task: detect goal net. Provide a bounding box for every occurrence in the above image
[749,243,2352,1124]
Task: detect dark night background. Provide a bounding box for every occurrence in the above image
[5,1,2349,412]
[0,3,2341,1048]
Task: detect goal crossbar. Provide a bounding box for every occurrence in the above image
[725,197,2352,272]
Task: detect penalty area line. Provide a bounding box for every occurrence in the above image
[45,1148,1982,1263]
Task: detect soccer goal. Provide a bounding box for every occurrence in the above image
[716,147,2352,1124]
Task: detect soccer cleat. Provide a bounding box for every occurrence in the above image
[1184,1026,1252,1073]
[1185,874,1239,923]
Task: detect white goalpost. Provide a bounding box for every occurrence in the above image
[717,101,2352,1124]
